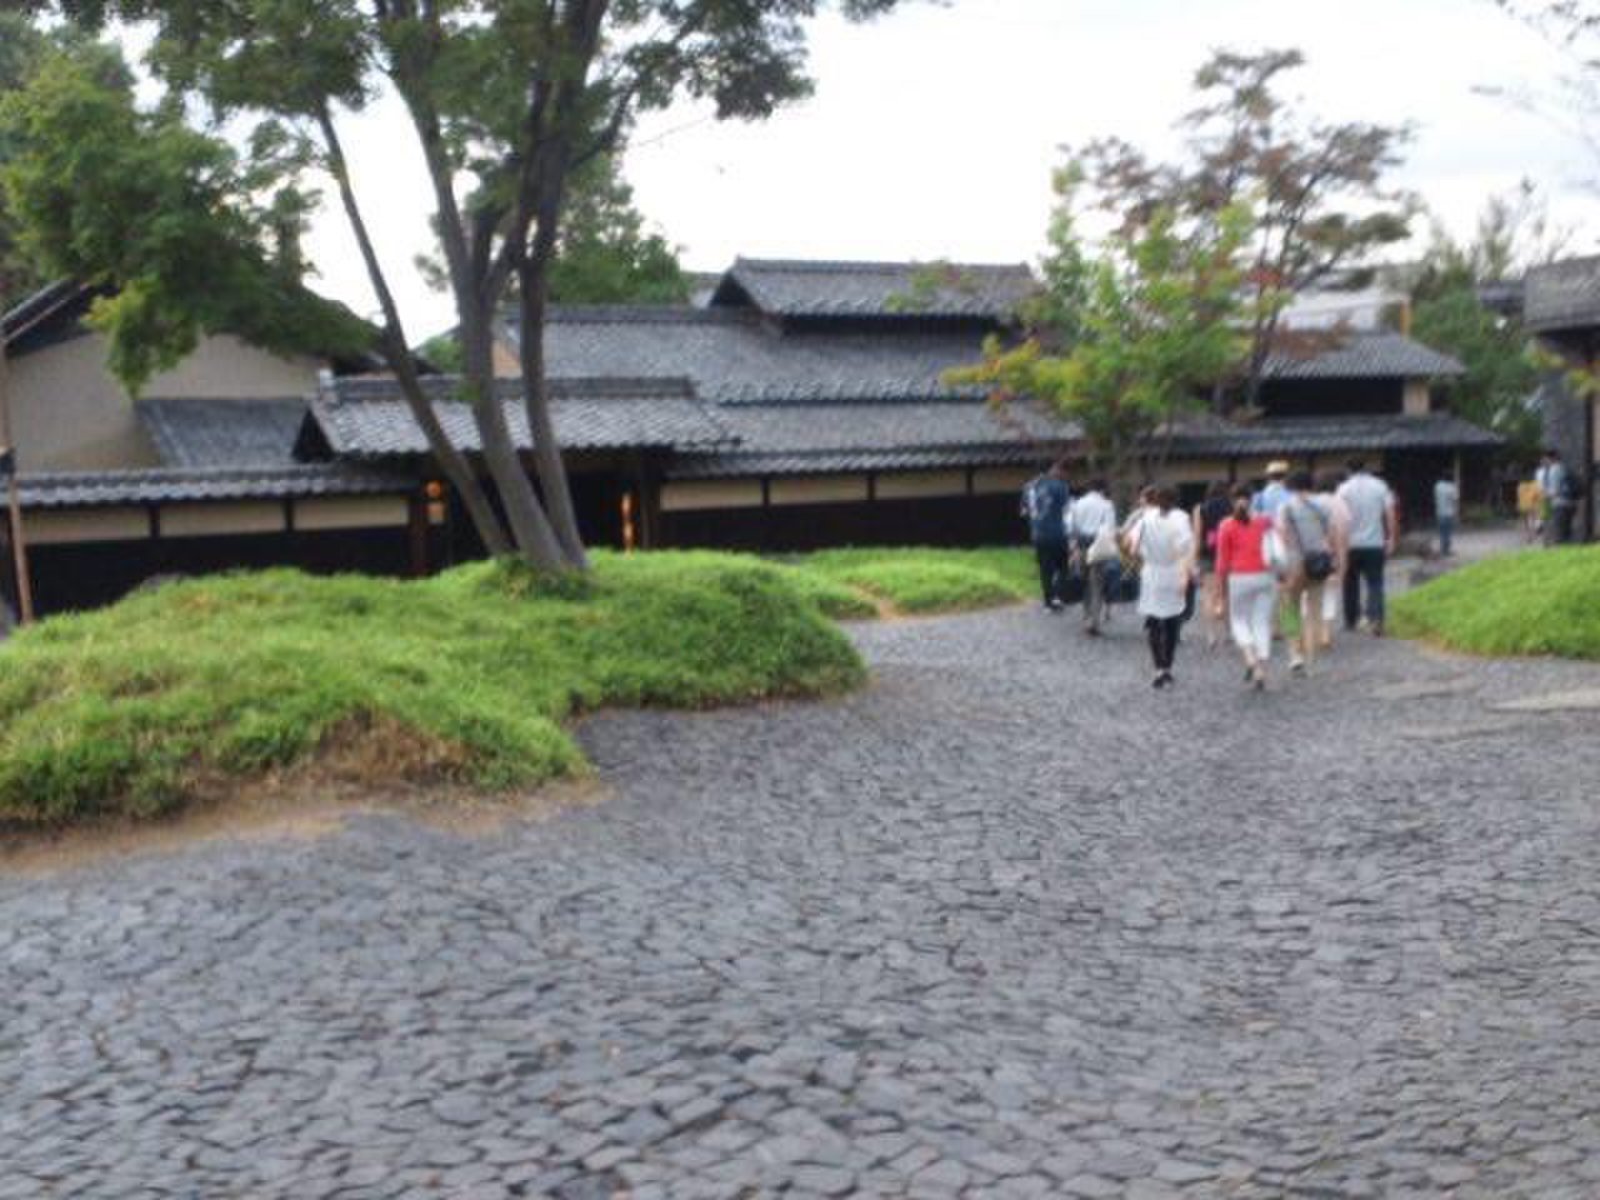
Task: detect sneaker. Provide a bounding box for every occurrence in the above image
[1289,658,1306,677]
[1371,622,1384,638]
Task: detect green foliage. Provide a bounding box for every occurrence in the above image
[1409,185,1558,457]
[797,547,1035,614]
[1412,286,1540,452]
[1076,48,1413,402]
[950,169,1251,492]
[1392,546,1600,659]
[546,156,689,305]
[0,552,864,826]
[0,39,372,391]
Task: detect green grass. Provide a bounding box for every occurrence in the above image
[0,551,864,827]
[793,546,1034,614]
[1391,544,1600,659]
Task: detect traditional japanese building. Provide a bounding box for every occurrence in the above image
[1523,255,1600,541]
[2,258,1500,615]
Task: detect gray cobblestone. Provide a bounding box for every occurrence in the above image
[2,607,1598,1196]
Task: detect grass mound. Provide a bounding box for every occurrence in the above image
[0,551,864,826]
[1391,545,1600,659]
[797,547,1033,615]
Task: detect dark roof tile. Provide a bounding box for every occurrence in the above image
[15,463,416,509]
[137,397,308,467]
[1524,255,1600,332]
[713,257,1037,320]
[1262,331,1464,380]
[310,375,733,459]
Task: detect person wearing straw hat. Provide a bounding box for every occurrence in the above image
[1252,460,1292,519]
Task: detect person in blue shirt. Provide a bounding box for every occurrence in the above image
[1021,460,1072,610]
[1252,461,1291,518]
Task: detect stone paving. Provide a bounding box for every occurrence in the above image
[4,606,1600,1198]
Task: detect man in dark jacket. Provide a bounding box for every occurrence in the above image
[1022,460,1072,610]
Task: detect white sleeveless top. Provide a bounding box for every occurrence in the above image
[1133,509,1195,619]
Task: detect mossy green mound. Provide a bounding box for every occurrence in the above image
[1391,545,1600,659]
[796,547,1033,614]
[0,551,864,826]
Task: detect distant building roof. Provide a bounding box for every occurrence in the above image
[138,397,307,467]
[710,257,1037,321]
[673,397,1072,478]
[1161,412,1503,458]
[16,463,415,509]
[1262,331,1464,381]
[1524,255,1600,333]
[542,304,993,404]
[304,375,733,460]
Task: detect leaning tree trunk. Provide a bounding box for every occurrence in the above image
[457,304,569,570]
[316,107,512,557]
[517,254,588,570]
[0,328,34,624]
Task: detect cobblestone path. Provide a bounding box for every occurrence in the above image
[4,608,1600,1198]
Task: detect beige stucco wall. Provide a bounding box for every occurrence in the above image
[294,496,409,531]
[875,470,969,500]
[161,501,286,538]
[1402,379,1431,416]
[8,331,323,471]
[27,507,150,546]
[971,467,1033,495]
[768,474,869,506]
[660,480,764,512]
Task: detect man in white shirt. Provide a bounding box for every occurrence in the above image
[1433,474,1459,557]
[1066,479,1118,636]
[1335,459,1398,636]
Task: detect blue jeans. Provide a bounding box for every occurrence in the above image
[1437,516,1455,557]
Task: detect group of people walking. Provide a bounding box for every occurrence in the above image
[1023,458,1398,690]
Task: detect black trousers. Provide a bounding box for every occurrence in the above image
[1145,615,1182,671]
[1034,539,1068,605]
[1343,548,1387,629]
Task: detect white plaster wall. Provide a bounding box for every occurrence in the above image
[8,331,322,471]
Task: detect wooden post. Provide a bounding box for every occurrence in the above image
[408,489,432,577]
[0,333,35,624]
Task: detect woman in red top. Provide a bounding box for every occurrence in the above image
[1214,482,1276,689]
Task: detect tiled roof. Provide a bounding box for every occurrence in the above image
[668,445,1051,480]
[1523,256,1600,332]
[1161,413,1503,458]
[712,257,1037,320]
[542,306,993,404]
[307,375,733,460]
[138,397,307,467]
[15,463,417,509]
[1262,331,1464,380]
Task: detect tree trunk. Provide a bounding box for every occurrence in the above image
[518,254,588,568]
[315,108,512,557]
[457,301,569,570]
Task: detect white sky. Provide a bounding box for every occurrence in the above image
[293,0,1600,339]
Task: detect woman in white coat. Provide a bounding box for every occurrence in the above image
[1128,485,1195,689]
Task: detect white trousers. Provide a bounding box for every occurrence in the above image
[1228,572,1276,662]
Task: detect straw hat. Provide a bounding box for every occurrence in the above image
[1266,460,1290,476]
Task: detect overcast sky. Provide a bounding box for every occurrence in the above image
[296,0,1600,339]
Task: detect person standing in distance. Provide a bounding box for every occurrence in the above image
[1433,471,1459,558]
[1537,449,1577,546]
[1022,460,1072,611]
[1336,459,1398,636]
[1067,478,1118,637]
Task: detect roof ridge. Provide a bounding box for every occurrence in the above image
[733,257,1033,275]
